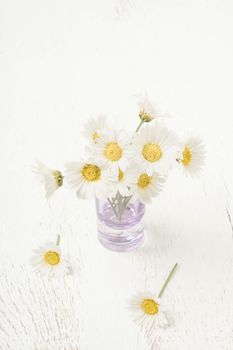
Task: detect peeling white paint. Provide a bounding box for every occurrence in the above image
[0,0,233,349]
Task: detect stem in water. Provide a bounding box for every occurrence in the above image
[107,192,132,222]
[107,198,119,220]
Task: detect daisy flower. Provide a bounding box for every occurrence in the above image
[138,96,165,123]
[33,160,63,199]
[90,130,131,177]
[65,160,111,199]
[31,236,69,277]
[126,167,165,203]
[128,292,169,329]
[178,136,205,176]
[127,263,178,333]
[130,125,177,174]
[83,115,108,143]
[108,167,131,197]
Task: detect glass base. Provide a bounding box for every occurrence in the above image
[97,221,145,252]
[96,197,145,252]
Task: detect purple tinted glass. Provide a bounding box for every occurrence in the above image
[96,198,145,252]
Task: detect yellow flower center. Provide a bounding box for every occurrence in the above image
[139,109,153,122]
[82,164,101,181]
[92,131,100,142]
[142,143,162,162]
[137,173,152,188]
[53,170,63,187]
[104,142,122,162]
[181,146,192,166]
[141,299,159,315]
[118,168,124,181]
[44,251,60,266]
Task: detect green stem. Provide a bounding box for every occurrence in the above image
[158,263,178,298]
[135,120,144,132]
[56,234,61,246]
[107,198,120,221]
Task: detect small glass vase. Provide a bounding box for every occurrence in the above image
[95,197,145,252]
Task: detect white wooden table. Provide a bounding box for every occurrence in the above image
[0,1,233,349]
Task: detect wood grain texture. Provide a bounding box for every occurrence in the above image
[0,0,233,349]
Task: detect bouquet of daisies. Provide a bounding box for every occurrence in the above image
[34,97,205,221]
[65,98,204,220]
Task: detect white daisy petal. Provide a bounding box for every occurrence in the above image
[129,125,178,174]
[65,160,111,200]
[83,115,109,143]
[178,135,205,176]
[138,95,166,122]
[33,160,63,199]
[127,292,169,332]
[31,241,69,278]
[105,166,132,197]
[88,129,131,176]
[126,165,165,204]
